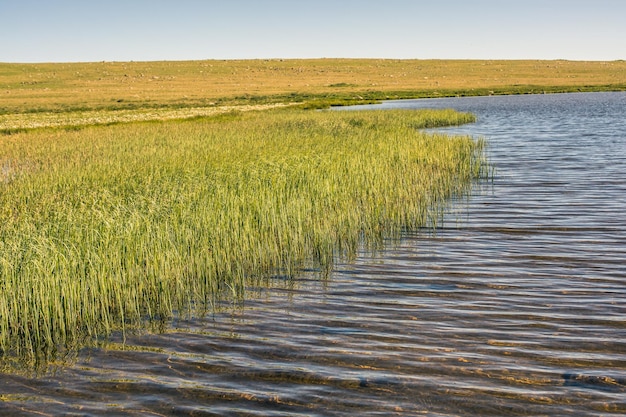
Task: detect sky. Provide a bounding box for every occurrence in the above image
[1,0,625,63]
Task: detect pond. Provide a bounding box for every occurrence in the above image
[1,92,625,416]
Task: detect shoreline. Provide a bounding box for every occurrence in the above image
[3,87,625,133]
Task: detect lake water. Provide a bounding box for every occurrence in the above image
[1,92,625,416]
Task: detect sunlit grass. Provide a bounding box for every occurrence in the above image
[0,103,292,132]
[2,59,624,114]
[0,107,486,362]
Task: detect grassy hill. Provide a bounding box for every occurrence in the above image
[2,58,625,115]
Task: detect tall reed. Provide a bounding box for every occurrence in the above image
[0,108,486,362]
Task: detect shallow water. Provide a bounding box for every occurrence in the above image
[1,92,625,416]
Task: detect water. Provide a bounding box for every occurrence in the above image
[1,92,625,416]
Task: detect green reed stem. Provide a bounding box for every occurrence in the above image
[0,108,486,362]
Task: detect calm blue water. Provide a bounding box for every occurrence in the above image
[1,92,625,416]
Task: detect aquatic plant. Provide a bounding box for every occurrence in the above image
[0,108,486,362]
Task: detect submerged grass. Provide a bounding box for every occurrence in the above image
[0,108,486,363]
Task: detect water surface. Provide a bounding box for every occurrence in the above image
[1,92,625,416]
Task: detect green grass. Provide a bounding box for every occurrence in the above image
[0,103,292,133]
[0,108,487,364]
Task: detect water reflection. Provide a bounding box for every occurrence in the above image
[1,92,625,416]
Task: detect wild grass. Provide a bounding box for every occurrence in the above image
[0,108,486,363]
[2,59,625,114]
[0,103,292,132]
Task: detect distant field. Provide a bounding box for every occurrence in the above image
[2,59,625,116]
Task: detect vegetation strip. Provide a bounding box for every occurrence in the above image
[0,108,486,363]
[2,59,625,114]
[0,103,293,132]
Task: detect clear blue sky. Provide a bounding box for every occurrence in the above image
[1,0,624,63]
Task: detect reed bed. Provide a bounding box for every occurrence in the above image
[0,108,486,362]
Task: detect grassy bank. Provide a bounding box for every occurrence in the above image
[0,108,486,362]
[2,59,625,115]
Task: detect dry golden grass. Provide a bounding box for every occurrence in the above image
[2,59,625,114]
